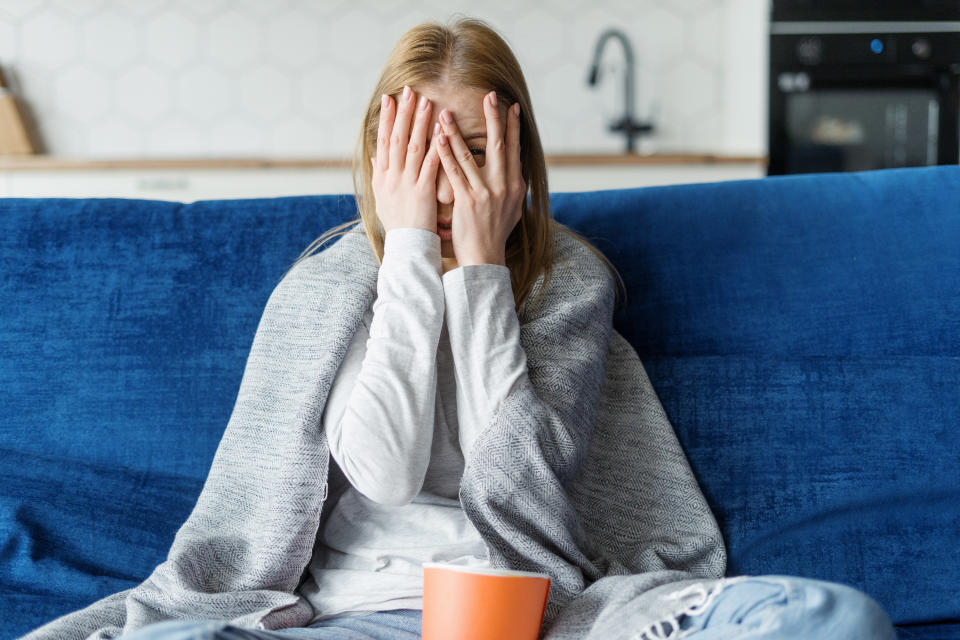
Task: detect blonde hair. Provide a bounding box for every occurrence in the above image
[284,15,626,318]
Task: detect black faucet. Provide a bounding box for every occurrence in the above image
[587,28,655,153]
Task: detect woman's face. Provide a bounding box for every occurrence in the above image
[416,82,510,260]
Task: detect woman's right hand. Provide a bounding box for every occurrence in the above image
[370,85,442,234]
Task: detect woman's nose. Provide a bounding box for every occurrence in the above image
[436,164,454,204]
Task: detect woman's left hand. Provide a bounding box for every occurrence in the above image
[435,92,525,267]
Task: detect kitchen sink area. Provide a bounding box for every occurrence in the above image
[0,1,772,200]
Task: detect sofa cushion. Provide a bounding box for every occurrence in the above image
[550,165,960,628]
[0,195,356,478]
[0,448,200,637]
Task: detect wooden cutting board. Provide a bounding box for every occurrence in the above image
[0,64,37,155]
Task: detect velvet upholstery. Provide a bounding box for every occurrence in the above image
[2,166,957,639]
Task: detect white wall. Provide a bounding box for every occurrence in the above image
[0,0,769,159]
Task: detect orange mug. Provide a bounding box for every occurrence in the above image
[422,562,551,640]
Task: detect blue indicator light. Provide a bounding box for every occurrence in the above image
[870,38,884,54]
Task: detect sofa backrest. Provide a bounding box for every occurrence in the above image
[551,165,959,625]
[1,166,957,627]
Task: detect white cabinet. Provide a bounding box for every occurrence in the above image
[0,157,767,201]
[2,168,355,201]
[546,163,765,192]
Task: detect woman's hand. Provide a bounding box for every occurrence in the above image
[370,85,442,234]
[435,92,525,267]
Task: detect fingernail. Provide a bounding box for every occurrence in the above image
[488,91,497,107]
[403,85,412,101]
[418,95,428,111]
[381,94,389,109]
[441,109,453,123]
[433,123,440,136]
[513,103,520,117]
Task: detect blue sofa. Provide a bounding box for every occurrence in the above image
[2,165,958,640]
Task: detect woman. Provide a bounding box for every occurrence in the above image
[28,15,896,640]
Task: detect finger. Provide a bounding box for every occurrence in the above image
[405,93,432,176]
[483,91,506,186]
[435,130,472,196]
[376,93,394,171]
[505,102,521,180]
[390,85,416,172]
[438,109,484,190]
[418,123,441,186]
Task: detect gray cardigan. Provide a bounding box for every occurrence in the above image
[19,222,729,640]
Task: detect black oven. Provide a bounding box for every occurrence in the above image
[768,0,960,175]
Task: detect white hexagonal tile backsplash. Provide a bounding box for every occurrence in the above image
[145,10,201,70]
[0,0,766,158]
[20,10,79,70]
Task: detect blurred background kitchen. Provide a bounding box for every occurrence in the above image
[0,0,956,201]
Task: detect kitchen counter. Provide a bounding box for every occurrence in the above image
[0,153,769,200]
[0,153,767,170]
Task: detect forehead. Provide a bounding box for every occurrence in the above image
[417,83,503,137]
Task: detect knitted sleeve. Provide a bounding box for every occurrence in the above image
[441,263,529,462]
[322,227,443,506]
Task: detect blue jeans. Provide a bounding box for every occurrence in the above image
[119,609,422,640]
[120,575,897,639]
[644,574,897,640]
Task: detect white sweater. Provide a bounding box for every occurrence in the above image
[298,227,530,622]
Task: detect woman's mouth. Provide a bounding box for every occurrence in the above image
[437,223,452,241]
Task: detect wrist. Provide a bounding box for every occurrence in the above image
[457,253,506,267]
[383,227,442,261]
[383,222,436,234]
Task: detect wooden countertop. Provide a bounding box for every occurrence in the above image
[0,153,768,170]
